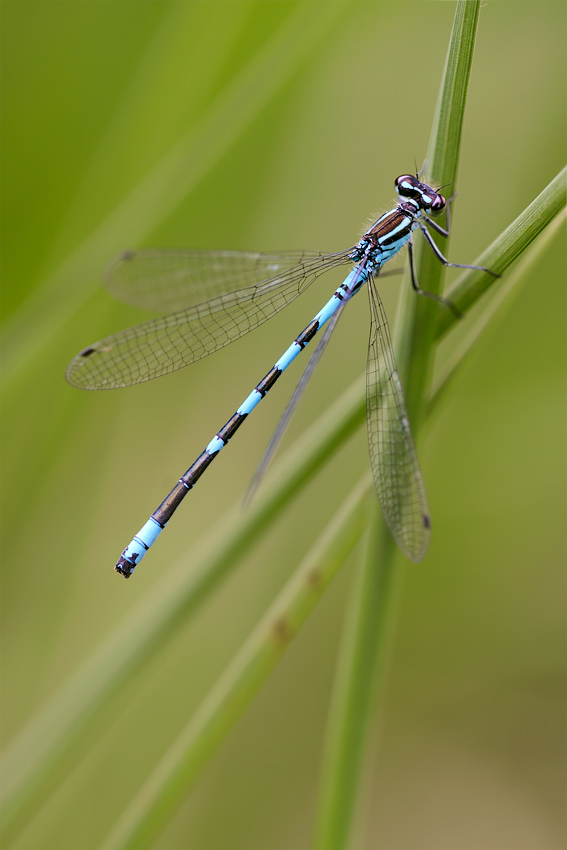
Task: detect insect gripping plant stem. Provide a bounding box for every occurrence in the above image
[3,0,564,847]
[66,173,497,577]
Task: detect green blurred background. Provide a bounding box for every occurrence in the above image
[1,2,565,848]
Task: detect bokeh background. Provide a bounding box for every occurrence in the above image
[1,2,565,848]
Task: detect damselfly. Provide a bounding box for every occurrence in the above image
[66,174,497,578]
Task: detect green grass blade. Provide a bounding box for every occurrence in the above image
[395,0,481,420]
[314,3,482,846]
[313,505,400,850]
[435,166,567,337]
[100,474,373,850]
[429,207,567,414]
[427,0,481,189]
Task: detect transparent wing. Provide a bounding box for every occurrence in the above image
[103,249,346,313]
[366,275,431,562]
[66,249,352,390]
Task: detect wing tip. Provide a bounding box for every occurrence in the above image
[404,514,431,562]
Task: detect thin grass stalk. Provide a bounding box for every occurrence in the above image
[313,3,481,846]
[435,165,567,337]
[313,504,400,850]
[100,474,374,850]
[396,0,481,422]
[310,200,567,850]
[429,206,567,414]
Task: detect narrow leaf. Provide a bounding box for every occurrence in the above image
[435,166,567,336]
[429,207,566,413]
[314,4,483,848]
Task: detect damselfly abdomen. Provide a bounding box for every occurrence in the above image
[66,174,497,577]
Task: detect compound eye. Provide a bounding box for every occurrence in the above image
[430,194,446,214]
[395,174,420,198]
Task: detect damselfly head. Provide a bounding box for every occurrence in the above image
[395,174,446,215]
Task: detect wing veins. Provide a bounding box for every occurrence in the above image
[366,275,430,561]
[67,250,352,389]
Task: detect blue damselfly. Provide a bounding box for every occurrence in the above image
[66,174,497,578]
